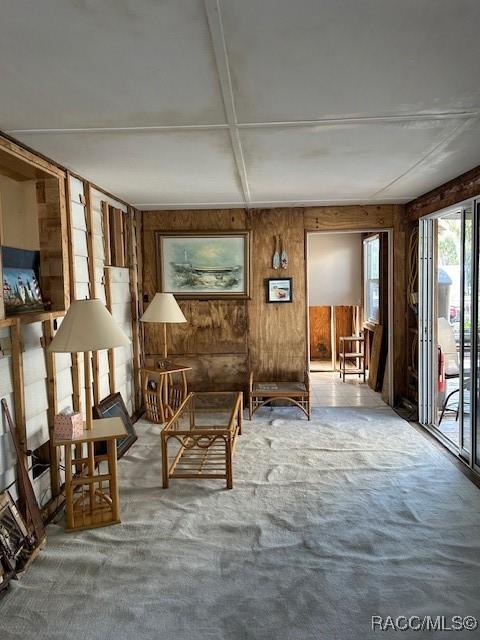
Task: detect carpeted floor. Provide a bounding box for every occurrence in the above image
[2,406,480,640]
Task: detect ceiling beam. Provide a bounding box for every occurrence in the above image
[203,0,250,205]
[6,109,479,135]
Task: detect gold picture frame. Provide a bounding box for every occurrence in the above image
[156,231,250,299]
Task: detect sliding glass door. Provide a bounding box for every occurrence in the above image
[419,201,475,462]
[475,201,480,470]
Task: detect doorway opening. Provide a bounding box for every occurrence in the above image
[306,230,393,408]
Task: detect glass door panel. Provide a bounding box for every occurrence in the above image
[475,200,480,468]
[460,206,473,456]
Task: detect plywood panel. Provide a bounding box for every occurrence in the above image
[142,210,250,385]
[37,177,70,310]
[335,306,354,355]
[145,353,248,392]
[248,208,306,380]
[143,300,248,356]
[304,205,394,231]
[309,306,331,360]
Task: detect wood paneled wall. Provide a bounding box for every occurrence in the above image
[406,165,480,220]
[141,204,407,401]
[142,208,307,390]
[142,210,248,391]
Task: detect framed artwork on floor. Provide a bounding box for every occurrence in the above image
[266,277,293,303]
[156,232,250,299]
[93,393,137,459]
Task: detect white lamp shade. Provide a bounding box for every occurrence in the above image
[140,293,187,324]
[49,299,130,353]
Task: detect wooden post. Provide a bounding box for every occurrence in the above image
[127,207,142,411]
[84,350,93,430]
[42,316,61,497]
[104,268,116,395]
[107,438,120,522]
[102,201,112,265]
[65,172,82,411]
[84,183,100,406]
[64,444,74,530]
[10,319,27,513]
[330,306,337,372]
[163,323,168,359]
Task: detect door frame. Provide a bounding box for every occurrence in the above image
[418,198,476,464]
[305,228,394,406]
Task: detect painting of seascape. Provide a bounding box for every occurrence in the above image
[157,233,249,298]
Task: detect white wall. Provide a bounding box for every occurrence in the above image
[308,233,362,306]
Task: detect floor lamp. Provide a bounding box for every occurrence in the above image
[49,299,130,429]
[140,293,187,359]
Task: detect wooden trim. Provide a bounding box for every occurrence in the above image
[0,132,66,179]
[406,165,480,220]
[304,205,395,231]
[10,319,27,511]
[65,172,77,298]
[57,176,71,310]
[104,268,116,395]
[67,168,133,209]
[0,317,16,328]
[101,200,112,265]
[64,172,82,412]
[110,208,126,267]
[84,183,100,405]
[42,317,60,497]
[127,207,142,410]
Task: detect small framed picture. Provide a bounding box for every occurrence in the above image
[266,278,293,303]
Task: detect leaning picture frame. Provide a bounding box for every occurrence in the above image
[156,232,250,299]
[93,393,137,459]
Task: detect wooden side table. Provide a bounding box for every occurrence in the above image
[53,418,127,531]
[142,359,191,423]
[339,335,366,382]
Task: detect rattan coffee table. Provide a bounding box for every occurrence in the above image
[161,391,243,489]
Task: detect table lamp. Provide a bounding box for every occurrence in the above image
[140,293,187,358]
[48,299,130,429]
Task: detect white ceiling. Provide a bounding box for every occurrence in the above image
[1,0,479,209]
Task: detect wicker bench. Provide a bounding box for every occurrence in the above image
[248,371,311,420]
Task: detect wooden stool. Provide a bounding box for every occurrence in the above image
[339,335,366,382]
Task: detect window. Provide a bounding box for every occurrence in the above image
[364,235,380,324]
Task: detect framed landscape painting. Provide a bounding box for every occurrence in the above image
[156,232,250,298]
[3,267,44,316]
